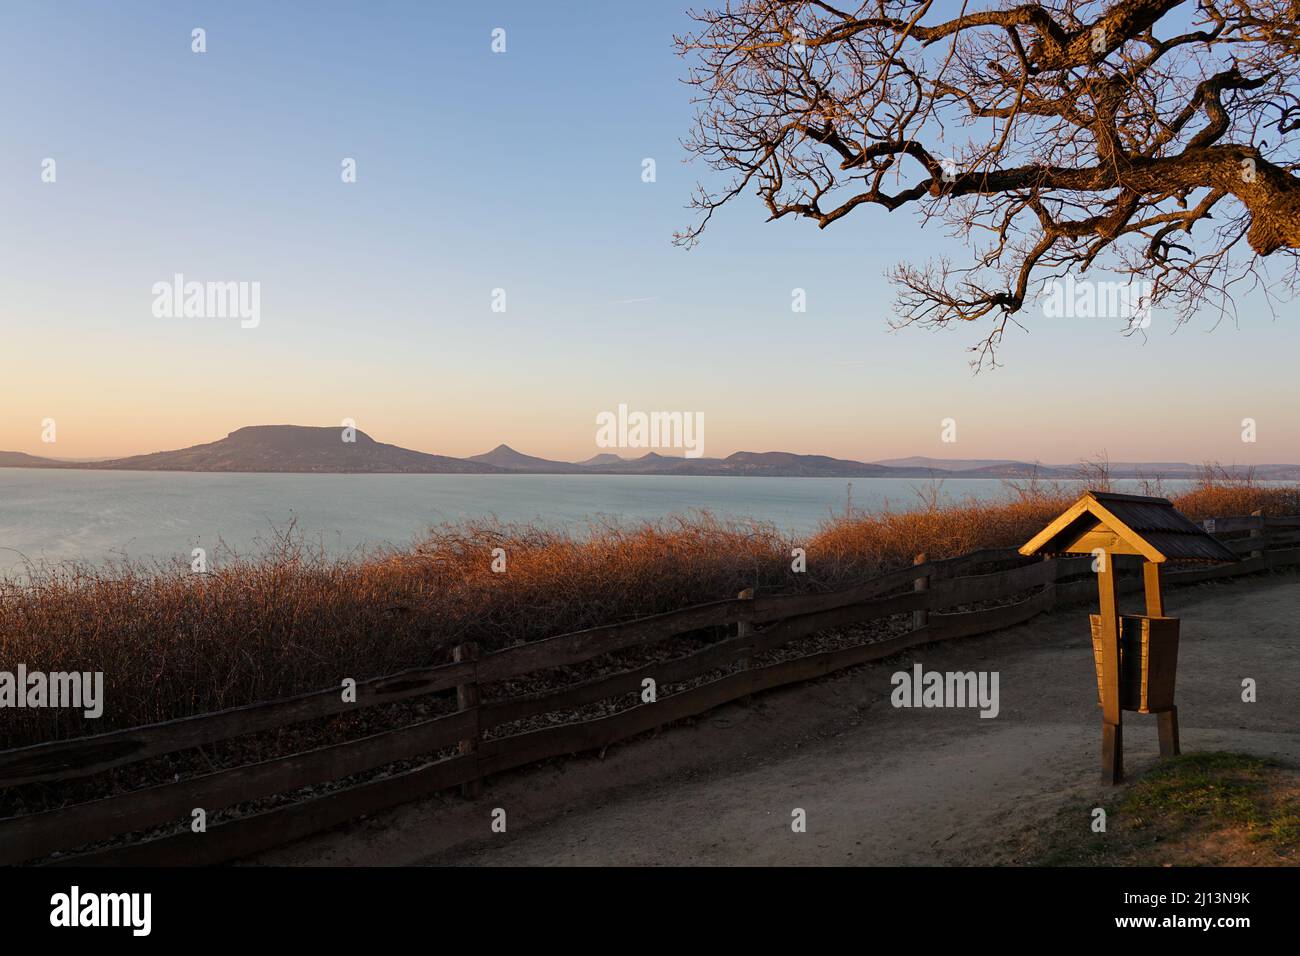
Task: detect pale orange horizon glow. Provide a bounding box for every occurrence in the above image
[5,320,1296,465]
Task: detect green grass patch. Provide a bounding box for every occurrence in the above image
[1027,752,1300,866]
[1123,752,1271,831]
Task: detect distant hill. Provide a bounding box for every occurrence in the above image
[2,425,1297,479]
[93,425,499,474]
[577,453,626,466]
[0,450,66,468]
[957,462,1073,478]
[715,451,898,477]
[873,456,1063,474]
[1255,464,1300,480]
[580,451,704,474]
[560,450,903,477]
[871,457,1300,480]
[468,444,574,473]
[1101,461,1199,475]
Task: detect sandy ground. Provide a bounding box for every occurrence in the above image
[254,571,1300,866]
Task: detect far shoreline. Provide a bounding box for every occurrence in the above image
[3,465,1290,482]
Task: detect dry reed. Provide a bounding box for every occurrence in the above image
[2,472,1295,749]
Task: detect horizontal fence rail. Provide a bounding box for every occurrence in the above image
[3,514,1298,866]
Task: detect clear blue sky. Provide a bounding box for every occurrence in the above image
[1,0,1296,464]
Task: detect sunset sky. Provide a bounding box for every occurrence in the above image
[2,0,1297,466]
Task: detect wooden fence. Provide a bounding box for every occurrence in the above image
[2,513,1299,866]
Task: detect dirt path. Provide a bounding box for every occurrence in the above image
[254,572,1300,866]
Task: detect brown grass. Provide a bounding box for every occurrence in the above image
[2,473,1297,750]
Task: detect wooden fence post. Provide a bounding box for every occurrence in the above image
[912,553,930,630]
[736,588,755,648]
[737,588,755,700]
[452,642,482,798]
[1250,509,1264,559]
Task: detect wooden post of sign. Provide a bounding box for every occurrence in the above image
[1142,561,1164,617]
[912,553,930,631]
[452,642,482,798]
[1250,509,1264,559]
[1143,560,1180,757]
[1096,553,1123,784]
[1158,706,1181,756]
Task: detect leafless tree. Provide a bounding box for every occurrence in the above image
[676,0,1300,366]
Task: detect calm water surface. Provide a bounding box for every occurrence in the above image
[0,469,1209,575]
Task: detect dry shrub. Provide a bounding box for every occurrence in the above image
[2,480,1297,749]
[808,496,1073,573]
[1173,465,1300,519]
[810,470,1300,574]
[0,513,794,747]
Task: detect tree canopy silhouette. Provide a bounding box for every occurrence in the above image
[676,0,1300,365]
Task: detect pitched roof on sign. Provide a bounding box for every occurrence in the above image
[1019,491,1237,563]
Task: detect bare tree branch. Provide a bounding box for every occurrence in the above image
[676,0,1300,366]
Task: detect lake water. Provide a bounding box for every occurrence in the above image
[0,468,1207,575]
